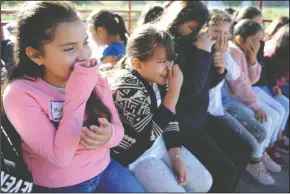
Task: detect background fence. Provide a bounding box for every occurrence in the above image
[1,0,289,40]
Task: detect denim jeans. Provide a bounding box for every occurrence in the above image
[259,85,289,132]
[253,86,288,142]
[222,110,266,158]
[33,159,144,193]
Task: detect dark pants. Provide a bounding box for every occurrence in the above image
[204,114,253,184]
[181,125,238,192]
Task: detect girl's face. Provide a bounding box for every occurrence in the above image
[134,46,173,85]
[89,25,108,46]
[32,19,92,87]
[237,31,263,52]
[207,21,231,41]
[177,20,200,36]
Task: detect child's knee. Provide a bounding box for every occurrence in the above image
[276,103,286,118]
[263,115,273,133]
[281,96,289,114]
[186,168,213,192]
[200,170,213,192]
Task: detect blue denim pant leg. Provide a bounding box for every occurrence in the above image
[96,160,144,192]
[259,86,289,132]
[32,171,103,193]
[221,81,230,109]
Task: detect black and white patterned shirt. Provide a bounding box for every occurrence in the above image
[110,69,182,166]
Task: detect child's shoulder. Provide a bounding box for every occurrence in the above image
[109,69,143,87]
[3,78,42,102]
[5,77,40,92]
[228,41,243,55]
[103,42,126,56]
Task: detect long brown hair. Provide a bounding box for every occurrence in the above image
[1,1,111,126]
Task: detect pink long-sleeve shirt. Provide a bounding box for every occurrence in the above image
[3,64,124,188]
[227,41,262,110]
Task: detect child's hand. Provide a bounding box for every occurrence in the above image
[213,51,226,74]
[80,118,112,149]
[167,65,183,94]
[246,41,260,65]
[215,33,228,54]
[272,86,282,96]
[169,148,187,186]
[193,32,216,53]
[162,65,183,110]
[254,108,268,123]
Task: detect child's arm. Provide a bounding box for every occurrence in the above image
[113,83,178,143]
[246,41,262,84]
[225,51,240,80]
[227,49,260,110]
[97,77,124,148]
[111,78,182,164]
[3,64,98,168]
[179,48,213,97]
[248,61,262,84]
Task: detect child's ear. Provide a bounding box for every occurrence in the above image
[131,58,144,71]
[25,47,44,66]
[235,35,243,44]
[97,26,106,35]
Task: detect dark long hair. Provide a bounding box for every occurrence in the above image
[1,1,111,130]
[235,7,262,22]
[87,9,129,45]
[138,4,164,26]
[232,19,263,43]
[157,0,210,38]
[271,24,289,72]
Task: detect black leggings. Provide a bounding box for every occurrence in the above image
[204,114,253,185]
[181,115,252,192]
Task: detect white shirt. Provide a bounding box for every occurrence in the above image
[208,51,240,116]
[129,83,167,170]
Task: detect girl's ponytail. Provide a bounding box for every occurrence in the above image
[114,14,130,45]
[88,9,130,45]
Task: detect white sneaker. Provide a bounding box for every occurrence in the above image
[246,163,275,185]
[262,152,282,173]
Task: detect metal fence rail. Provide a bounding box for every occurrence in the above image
[0,0,273,40]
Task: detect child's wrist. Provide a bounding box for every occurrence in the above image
[166,106,176,113]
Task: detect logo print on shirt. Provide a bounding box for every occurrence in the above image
[50,100,65,121]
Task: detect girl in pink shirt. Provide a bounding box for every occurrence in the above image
[1,1,143,192]
[227,19,283,185]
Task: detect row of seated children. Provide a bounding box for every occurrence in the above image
[1,1,289,193]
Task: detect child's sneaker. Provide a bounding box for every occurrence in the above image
[275,139,289,154]
[262,152,282,172]
[267,147,287,166]
[246,163,275,185]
